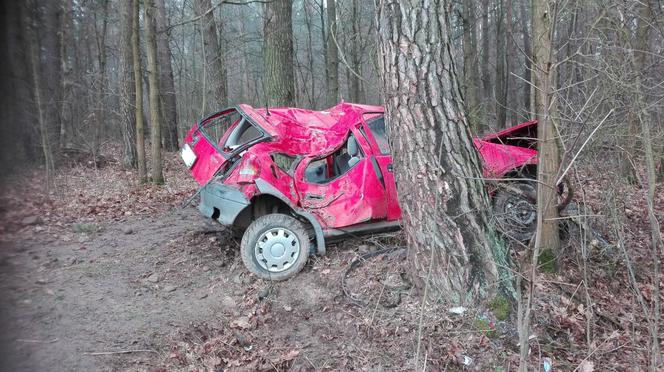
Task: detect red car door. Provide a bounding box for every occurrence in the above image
[360,114,402,221]
[293,132,388,229]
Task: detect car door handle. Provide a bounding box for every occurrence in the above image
[387,164,393,173]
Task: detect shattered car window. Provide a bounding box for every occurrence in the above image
[305,135,363,184]
[365,116,390,155]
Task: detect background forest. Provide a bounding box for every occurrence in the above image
[1,0,664,371]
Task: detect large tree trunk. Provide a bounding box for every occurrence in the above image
[195,0,227,112]
[263,0,295,106]
[155,0,179,151]
[119,0,137,168]
[325,0,339,106]
[145,0,164,184]
[376,0,512,303]
[132,0,147,183]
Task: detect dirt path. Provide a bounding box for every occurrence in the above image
[0,207,251,371]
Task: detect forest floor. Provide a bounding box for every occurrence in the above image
[0,147,662,371]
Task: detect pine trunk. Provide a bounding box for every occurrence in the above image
[495,1,508,128]
[145,0,163,184]
[196,0,228,110]
[462,0,481,129]
[263,0,295,106]
[532,0,560,261]
[155,0,179,151]
[325,0,339,106]
[376,0,512,303]
[132,0,147,183]
[119,0,137,168]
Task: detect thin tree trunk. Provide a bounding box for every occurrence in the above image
[132,0,147,183]
[94,0,109,163]
[27,1,55,188]
[495,1,507,128]
[263,0,295,106]
[480,0,492,113]
[632,3,660,369]
[462,0,481,130]
[145,0,164,184]
[348,0,363,103]
[519,1,560,369]
[119,0,137,168]
[303,0,316,108]
[155,0,179,151]
[59,0,72,150]
[518,0,531,114]
[325,0,339,106]
[376,0,512,305]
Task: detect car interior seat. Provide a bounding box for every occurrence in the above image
[347,136,361,168]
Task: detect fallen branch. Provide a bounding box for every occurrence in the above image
[83,349,157,356]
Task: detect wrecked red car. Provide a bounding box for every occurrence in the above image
[181,103,539,280]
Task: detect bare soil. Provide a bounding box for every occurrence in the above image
[1,151,661,371]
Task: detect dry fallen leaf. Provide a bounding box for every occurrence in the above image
[579,360,594,372]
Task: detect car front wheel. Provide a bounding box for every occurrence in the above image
[240,214,310,281]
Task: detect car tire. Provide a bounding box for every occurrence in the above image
[493,182,537,242]
[240,214,310,281]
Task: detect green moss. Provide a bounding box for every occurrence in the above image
[538,249,557,273]
[488,295,510,321]
[473,317,497,338]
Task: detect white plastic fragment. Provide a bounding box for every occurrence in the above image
[448,306,467,315]
[543,357,553,372]
[461,355,473,366]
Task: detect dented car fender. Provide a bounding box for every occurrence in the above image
[254,178,327,256]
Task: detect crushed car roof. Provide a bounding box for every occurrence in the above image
[239,102,383,157]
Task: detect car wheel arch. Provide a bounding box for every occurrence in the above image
[232,179,327,256]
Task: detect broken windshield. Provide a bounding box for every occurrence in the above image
[199,108,265,154]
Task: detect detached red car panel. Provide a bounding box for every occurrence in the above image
[181,103,538,280]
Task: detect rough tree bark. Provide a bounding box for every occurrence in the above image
[195,0,228,110]
[325,0,339,106]
[132,0,147,183]
[119,0,137,168]
[155,0,179,151]
[376,0,512,303]
[263,0,295,106]
[145,0,164,184]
